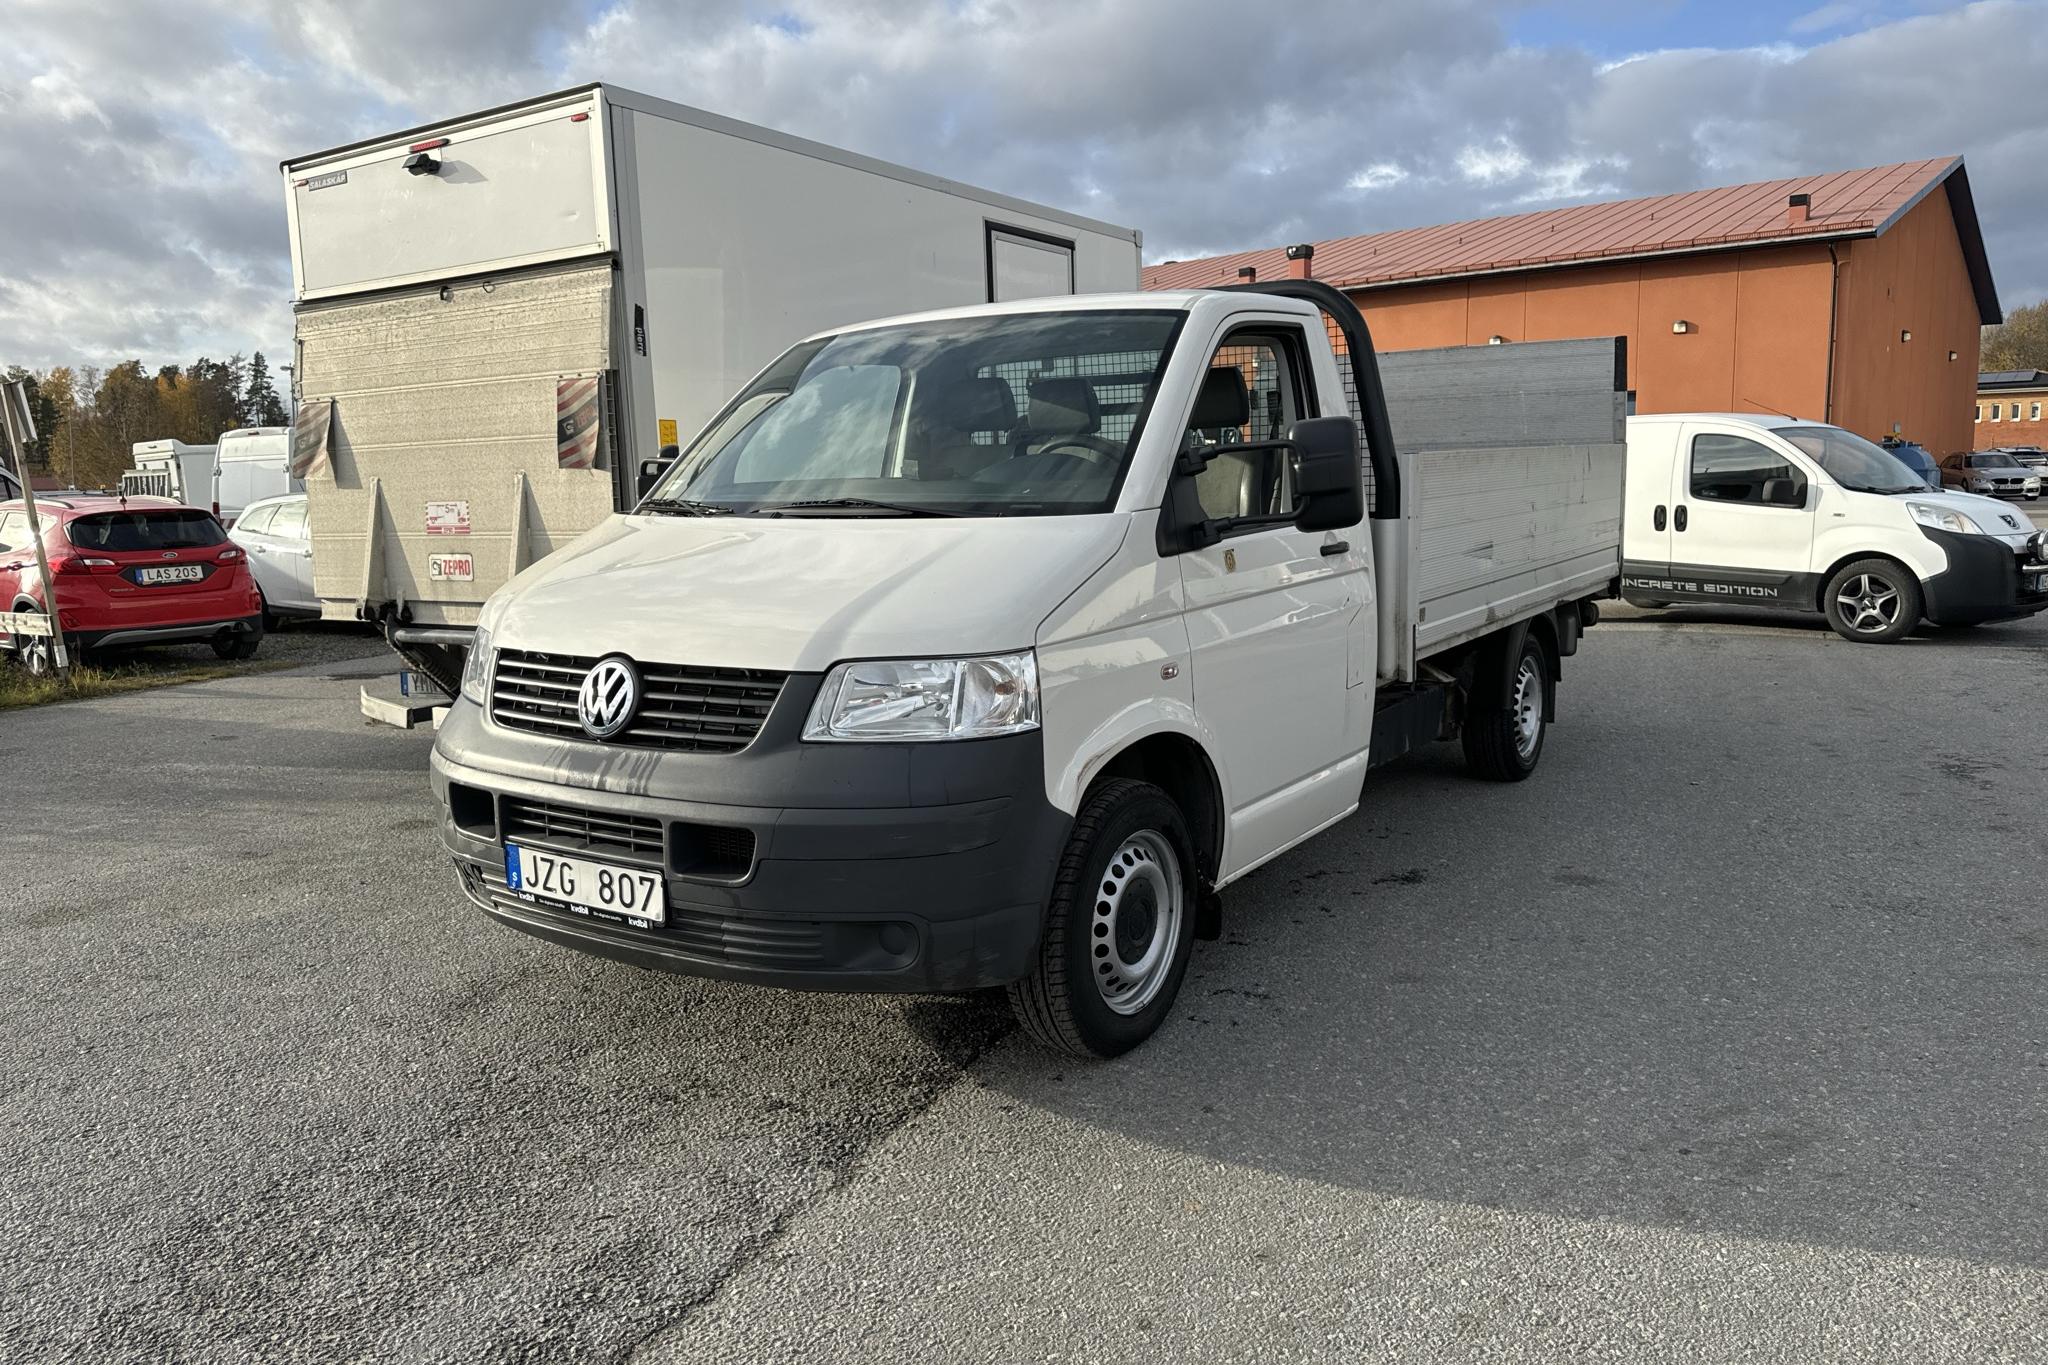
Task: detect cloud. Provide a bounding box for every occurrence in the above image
[0,0,2043,376]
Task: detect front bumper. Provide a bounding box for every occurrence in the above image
[1919,527,2048,624]
[430,682,1070,993]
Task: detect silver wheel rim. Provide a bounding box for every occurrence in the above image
[1090,829,1184,1016]
[1836,572,1902,634]
[1512,654,1544,760]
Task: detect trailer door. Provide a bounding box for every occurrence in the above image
[293,259,619,628]
[987,225,1075,303]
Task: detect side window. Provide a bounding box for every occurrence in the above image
[269,501,308,539]
[1690,433,1806,507]
[1187,329,1312,523]
[236,503,278,536]
[0,511,21,551]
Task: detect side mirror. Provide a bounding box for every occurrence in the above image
[1290,416,1364,532]
[636,444,679,500]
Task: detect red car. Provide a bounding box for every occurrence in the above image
[0,495,264,673]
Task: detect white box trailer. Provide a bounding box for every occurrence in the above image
[120,440,217,505]
[281,82,1142,692]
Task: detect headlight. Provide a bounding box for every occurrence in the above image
[1908,502,1982,534]
[459,625,494,704]
[804,650,1039,742]
[2031,529,2048,562]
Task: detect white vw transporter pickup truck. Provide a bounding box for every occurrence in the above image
[432,283,1626,1055]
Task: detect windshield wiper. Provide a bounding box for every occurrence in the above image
[637,497,733,517]
[749,497,965,518]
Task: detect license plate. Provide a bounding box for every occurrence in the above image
[504,843,665,926]
[137,564,204,585]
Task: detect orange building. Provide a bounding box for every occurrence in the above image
[1143,159,2000,459]
[1976,370,2048,451]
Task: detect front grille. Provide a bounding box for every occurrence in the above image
[491,648,785,752]
[459,863,827,968]
[500,795,663,861]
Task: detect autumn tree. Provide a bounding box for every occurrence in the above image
[1981,299,2048,371]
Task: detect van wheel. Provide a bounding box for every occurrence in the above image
[1007,778,1197,1059]
[1823,559,1921,643]
[1463,634,1548,782]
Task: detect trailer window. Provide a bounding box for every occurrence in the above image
[651,310,1184,517]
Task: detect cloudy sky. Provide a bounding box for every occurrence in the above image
[2,0,2044,375]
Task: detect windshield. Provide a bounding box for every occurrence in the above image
[66,510,226,551]
[646,310,1184,517]
[1972,451,2023,469]
[1777,425,1926,493]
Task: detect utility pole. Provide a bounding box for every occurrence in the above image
[1,377,71,682]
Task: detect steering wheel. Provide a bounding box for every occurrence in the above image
[1029,435,1121,466]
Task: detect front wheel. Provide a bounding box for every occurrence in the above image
[1823,559,1921,643]
[1007,778,1197,1059]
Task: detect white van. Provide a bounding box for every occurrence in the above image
[1622,414,2048,641]
[212,427,300,526]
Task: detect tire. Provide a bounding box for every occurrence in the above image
[1823,558,1921,644]
[211,621,263,660]
[1007,778,1198,1059]
[1463,633,1548,782]
[9,603,52,676]
[257,589,283,633]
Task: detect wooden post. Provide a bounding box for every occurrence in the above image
[1,378,71,681]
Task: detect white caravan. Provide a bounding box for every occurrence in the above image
[1621,413,2048,641]
[429,284,1626,1056]
[212,427,301,525]
[281,83,1143,696]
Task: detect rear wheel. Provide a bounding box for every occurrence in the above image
[1463,634,1548,781]
[1823,558,1921,643]
[1007,779,1197,1059]
[8,604,53,676]
[211,621,263,660]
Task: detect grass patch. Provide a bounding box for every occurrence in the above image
[0,658,290,710]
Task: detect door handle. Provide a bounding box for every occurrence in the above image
[1674,504,1689,532]
[298,548,313,558]
[1319,540,1349,557]
[1653,505,1666,531]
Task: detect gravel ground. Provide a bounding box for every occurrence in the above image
[2,612,2045,1363]
[91,618,389,674]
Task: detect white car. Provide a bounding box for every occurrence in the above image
[228,493,316,624]
[1624,414,2048,641]
[1941,450,2042,501]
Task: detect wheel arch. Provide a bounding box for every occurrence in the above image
[1085,731,1226,892]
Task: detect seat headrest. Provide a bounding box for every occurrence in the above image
[1026,377,1100,436]
[1191,366,1250,431]
[929,376,1017,434]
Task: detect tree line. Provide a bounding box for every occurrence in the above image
[2,353,289,491]
[1981,299,2048,372]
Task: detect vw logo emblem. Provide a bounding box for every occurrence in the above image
[577,656,641,740]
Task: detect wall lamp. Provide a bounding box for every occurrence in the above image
[1487,335,1505,345]
[1671,320,1694,335]
[1900,329,1912,343]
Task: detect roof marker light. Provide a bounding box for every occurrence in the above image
[409,137,450,152]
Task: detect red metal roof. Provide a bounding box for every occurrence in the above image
[1141,158,1996,320]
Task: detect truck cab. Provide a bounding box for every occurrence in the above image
[1623,413,2048,640]
[431,286,1620,1056]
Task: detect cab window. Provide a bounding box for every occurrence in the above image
[1187,329,1312,523]
[1690,433,1806,507]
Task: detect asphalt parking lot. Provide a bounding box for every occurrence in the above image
[3,610,2045,1363]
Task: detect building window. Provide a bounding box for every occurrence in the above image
[1625,390,1637,417]
[2034,402,2043,421]
[1991,403,2003,420]
[1975,405,1983,422]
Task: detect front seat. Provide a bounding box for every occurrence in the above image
[1023,377,1103,454]
[1188,367,1287,518]
[917,376,1018,480]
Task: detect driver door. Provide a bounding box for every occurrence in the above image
[1671,423,1819,603]
[1174,322,1364,877]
